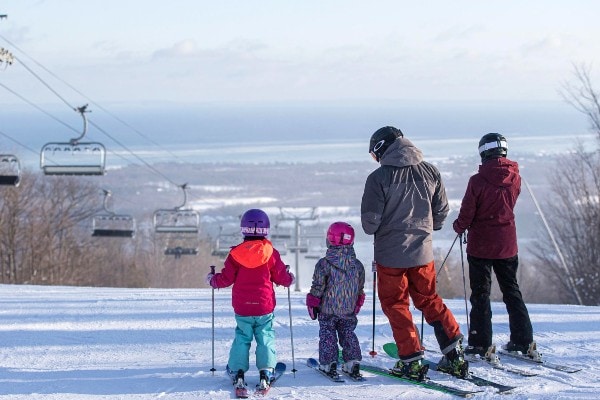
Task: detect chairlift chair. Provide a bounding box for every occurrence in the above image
[164,246,199,259]
[40,105,106,176]
[91,190,136,238]
[0,154,21,186]
[153,184,200,234]
[210,227,239,258]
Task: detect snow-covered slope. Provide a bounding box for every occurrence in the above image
[0,284,598,399]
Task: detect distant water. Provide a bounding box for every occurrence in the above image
[2,100,596,168]
[115,133,597,165]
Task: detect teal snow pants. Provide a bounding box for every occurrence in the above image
[228,313,277,372]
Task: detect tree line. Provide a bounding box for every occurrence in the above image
[1,66,598,305]
[0,172,218,288]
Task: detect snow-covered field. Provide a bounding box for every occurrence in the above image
[0,284,598,399]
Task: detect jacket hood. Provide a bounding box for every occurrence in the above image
[229,238,274,268]
[479,157,519,187]
[325,245,356,271]
[380,137,423,167]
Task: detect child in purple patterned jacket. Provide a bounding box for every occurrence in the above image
[306,221,366,379]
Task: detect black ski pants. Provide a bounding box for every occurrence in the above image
[467,254,533,348]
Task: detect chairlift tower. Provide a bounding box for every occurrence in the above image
[277,207,317,292]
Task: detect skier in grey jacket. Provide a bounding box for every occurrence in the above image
[361,126,468,380]
[361,130,449,267]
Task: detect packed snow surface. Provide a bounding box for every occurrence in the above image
[1,284,598,399]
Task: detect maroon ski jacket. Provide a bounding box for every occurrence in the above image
[453,157,520,259]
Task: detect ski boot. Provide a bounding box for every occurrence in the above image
[232,369,248,398]
[342,360,363,380]
[257,368,273,391]
[437,342,469,379]
[504,341,542,362]
[319,361,341,379]
[465,344,499,364]
[391,359,429,381]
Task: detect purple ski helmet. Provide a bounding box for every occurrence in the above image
[240,208,270,237]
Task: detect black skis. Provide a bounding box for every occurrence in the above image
[383,342,516,393]
[360,363,481,397]
[422,359,515,393]
[497,349,581,373]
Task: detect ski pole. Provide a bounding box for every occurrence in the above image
[209,265,216,375]
[369,261,378,357]
[286,265,297,377]
[458,235,470,333]
[420,233,461,344]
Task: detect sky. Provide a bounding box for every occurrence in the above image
[1,0,600,106]
[1,284,599,399]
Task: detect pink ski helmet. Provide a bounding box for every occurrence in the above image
[326,221,355,246]
[240,208,270,237]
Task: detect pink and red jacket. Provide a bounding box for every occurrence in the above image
[210,238,293,317]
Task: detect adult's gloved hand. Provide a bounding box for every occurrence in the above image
[452,219,465,235]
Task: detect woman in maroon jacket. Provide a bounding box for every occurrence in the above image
[453,133,535,358]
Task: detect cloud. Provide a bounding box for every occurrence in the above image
[519,35,572,56]
[434,24,486,42]
[151,38,267,61]
[152,39,199,59]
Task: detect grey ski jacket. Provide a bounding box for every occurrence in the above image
[361,137,449,268]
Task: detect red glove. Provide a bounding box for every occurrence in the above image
[306,293,321,320]
[354,293,366,314]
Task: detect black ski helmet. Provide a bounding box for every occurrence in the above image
[369,126,403,162]
[478,133,507,161]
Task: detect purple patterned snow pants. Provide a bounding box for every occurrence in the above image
[318,314,362,365]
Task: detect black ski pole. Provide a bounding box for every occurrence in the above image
[369,261,378,357]
[209,265,216,375]
[286,265,297,377]
[420,233,461,344]
[458,234,470,333]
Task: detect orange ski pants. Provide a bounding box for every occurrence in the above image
[377,261,462,360]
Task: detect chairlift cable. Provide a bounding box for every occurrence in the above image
[11,54,75,110]
[1,33,186,164]
[0,128,41,156]
[1,81,170,182]
[88,119,181,186]
[0,82,79,134]
[2,35,190,194]
[0,54,182,186]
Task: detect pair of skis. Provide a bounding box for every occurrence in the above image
[496,347,581,374]
[227,362,286,398]
[308,350,482,397]
[381,342,514,394]
[306,358,366,382]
